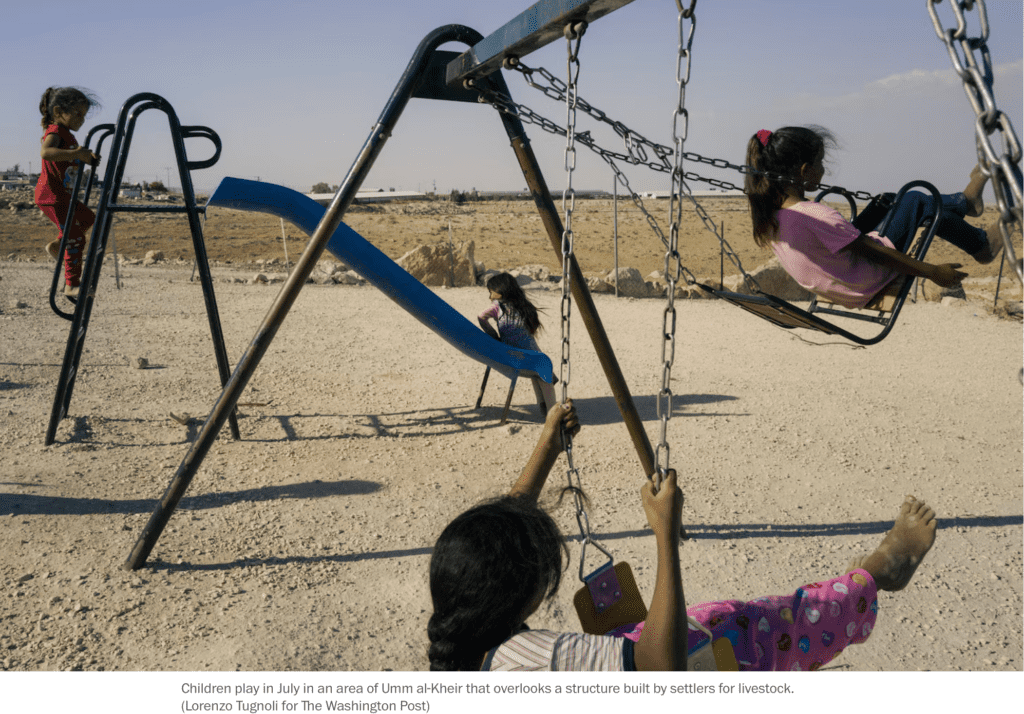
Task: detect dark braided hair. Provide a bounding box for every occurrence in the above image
[486,272,542,335]
[427,495,566,671]
[745,125,837,247]
[39,86,101,129]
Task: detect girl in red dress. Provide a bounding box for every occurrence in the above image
[35,87,101,298]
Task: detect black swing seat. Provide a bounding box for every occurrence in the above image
[700,180,943,346]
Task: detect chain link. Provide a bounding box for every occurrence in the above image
[475,62,864,295]
[654,5,697,487]
[556,21,601,571]
[929,0,1022,282]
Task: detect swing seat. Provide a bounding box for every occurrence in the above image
[573,561,649,635]
[701,180,943,346]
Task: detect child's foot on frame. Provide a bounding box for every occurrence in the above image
[847,495,937,592]
[972,220,1005,264]
[964,165,988,218]
[46,240,60,260]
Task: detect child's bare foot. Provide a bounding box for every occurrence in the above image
[46,240,60,260]
[964,165,988,217]
[972,220,1005,264]
[847,496,937,592]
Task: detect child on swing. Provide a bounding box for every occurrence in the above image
[746,125,1004,309]
[428,401,937,671]
[477,272,556,408]
[35,86,101,299]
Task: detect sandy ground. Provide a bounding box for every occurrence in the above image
[0,197,1022,674]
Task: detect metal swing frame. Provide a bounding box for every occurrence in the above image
[125,0,649,570]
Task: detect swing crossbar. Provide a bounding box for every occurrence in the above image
[445,0,636,85]
[702,181,943,346]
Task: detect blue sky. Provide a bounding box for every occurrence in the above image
[2,0,1021,199]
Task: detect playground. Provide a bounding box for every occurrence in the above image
[1,0,1021,677]
[1,223,1022,670]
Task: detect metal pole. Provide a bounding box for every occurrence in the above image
[488,75,655,476]
[720,220,724,289]
[280,217,290,273]
[613,173,619,297]
[124,25,481,570]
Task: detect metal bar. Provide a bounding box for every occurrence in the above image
[613,173,618,297]
[124,24,485,571]
[446,0,636,85]
[484,73,656,477]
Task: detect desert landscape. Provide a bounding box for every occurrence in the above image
[0,189,1021,675]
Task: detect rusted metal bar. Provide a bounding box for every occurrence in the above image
[124,25,483,570]
[445,0,636,85]
[485,74,656,477]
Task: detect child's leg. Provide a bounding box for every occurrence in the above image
[61,204,95,287]
[879,191,988,255]
[685,571,877,671]
[540,380,556,409]
[686,496,936,671]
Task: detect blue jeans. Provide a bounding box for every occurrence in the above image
[871,191,987,256]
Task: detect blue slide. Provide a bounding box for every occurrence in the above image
[207,177,553,383]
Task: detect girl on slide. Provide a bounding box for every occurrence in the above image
[478,272,556,408]
[745,125,1004,309]
[35,86,102,299]
[427,402,937,671]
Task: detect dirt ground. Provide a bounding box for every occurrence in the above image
[0,193,1022,678]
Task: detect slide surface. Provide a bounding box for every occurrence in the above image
[207,177,553,382]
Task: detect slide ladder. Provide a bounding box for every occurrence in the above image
[46,93,239,445]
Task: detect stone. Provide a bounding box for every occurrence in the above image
[513,264,553,282]
[604,267,650,298]
[476,268,499,286]
[920,280,967,302]
[396,240,476,287]
[724,258,813,301]
[142,250,164,266]
[333,271,363,285]
[251,273,268,284]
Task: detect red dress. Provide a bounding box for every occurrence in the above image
[35,124,94,287]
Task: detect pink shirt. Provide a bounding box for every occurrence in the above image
[772,201,899,309]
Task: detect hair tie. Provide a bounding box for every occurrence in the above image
[756,129,772,147]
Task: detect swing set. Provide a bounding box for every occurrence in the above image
[122,0,1019,668]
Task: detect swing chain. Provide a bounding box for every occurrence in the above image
[558,20,608,578]
[477,61,858,293]
[656,1,698,485]
[491,58,878,202]
[560,21,585,406]
[928,0,1022,282]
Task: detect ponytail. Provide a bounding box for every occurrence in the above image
[38,87,57,128]
[39,86,101,128]
[745,125,836,246]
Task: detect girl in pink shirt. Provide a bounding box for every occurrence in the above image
[745,126,1002,309]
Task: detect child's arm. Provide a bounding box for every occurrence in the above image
[634,470,687,671]
[477,316,500,341]
[508,401,577,503]
[848,234,966,287]
[40,134,98,165]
